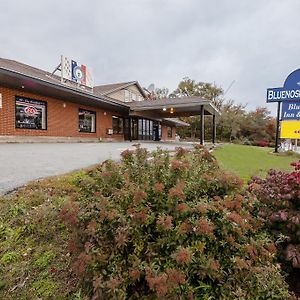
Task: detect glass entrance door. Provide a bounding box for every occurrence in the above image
[153,121,161,141]
[132,118,138,140]
[124,118,130,140]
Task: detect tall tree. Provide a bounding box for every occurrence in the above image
[240,107,275,141]
[170,77,224,109]
[171,77,225,139]
[217,100,246,142]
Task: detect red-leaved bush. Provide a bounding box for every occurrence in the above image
[249,161,300,270]
[252,140,270,147]
[61,145,291,299]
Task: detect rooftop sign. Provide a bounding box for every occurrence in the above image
[266,69,300,102]
[60,55,94,88]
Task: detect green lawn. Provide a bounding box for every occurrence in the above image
[213,144,299,182]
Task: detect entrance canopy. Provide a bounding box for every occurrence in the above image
[129,96,220,118]
[129,97,220,144]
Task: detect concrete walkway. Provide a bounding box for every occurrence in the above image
[0,142,194,195]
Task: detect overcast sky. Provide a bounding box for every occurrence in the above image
[0,0,299,114]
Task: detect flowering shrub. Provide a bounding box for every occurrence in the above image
[249,161,300,271]
[61,145,291,299]
[252,140,270,147]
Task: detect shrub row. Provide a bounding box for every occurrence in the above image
[61,145,291,299]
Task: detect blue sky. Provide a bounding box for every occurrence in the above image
[1,0,300,114]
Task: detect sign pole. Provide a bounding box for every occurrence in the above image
[275,101,281,153]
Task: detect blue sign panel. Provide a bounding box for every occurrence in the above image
[267,69,300,102]
[281,101,300,120]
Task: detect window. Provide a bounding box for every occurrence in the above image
[167,126,173,138]
[149,120,153,139]
[112,116,124,134]
[138,119,143,140]
[158,123,162,139]
[142,119,146,138]
[145,119,149,140]
[15,96,47,130]
[131,93,137,101]
[124,90,130,102]
[79,109,96,133]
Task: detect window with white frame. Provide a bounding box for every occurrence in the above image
[124,90,130,102]
[131,93,137,101]
[79,109,96,133]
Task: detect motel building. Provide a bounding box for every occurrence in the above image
[0,57,219,143]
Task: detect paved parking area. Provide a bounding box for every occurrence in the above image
[0,142,193,195]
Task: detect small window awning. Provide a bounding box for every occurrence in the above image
[129,96,220,118]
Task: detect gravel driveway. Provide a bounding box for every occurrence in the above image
[0,142,193,195]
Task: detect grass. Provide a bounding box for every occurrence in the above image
[0,172,84,299]
[213,143,299,182]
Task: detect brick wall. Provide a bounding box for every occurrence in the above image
[0,86,125,140]
[161,125,176,141]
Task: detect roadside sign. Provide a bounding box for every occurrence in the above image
[281,101,300,120]
[280,120,300,138]
[267,69,300,103]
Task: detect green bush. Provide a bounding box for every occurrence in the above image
[61,145,291,299]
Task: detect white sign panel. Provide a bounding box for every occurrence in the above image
[0,93,2,108]
[61,55,94,88]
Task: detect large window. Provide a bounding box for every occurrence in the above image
[112,116,124,134]
[15,96,47,130]
[138,119,143,140]
[124,90,130,102]
[131,93,137,101]
[137,118,154,140]
[79,109,96,133]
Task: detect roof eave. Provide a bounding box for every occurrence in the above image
[0,67,130,112]
[103,81,147,98]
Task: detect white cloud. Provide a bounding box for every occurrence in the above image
[1,0,300,114]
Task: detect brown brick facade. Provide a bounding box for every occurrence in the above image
[0,86,124,140]
[0,86,176,141]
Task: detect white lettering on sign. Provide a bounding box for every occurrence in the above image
[288,103,300,110]
[268,89,300,101]
[283,112,295,118]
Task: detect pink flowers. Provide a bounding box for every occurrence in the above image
[146,268,186,297]
[129,207,150,225]
[176,203,189,213]
[154,182,164,193]
[173,247,193,264]
[168,181,186,200]
[133,189,147,203]
[286,244,300,268]
[120,149,134,159]
[171,159,190,171]
[194,218,215,237]
[107,277,122,291]
[235,257,250,269]
[129,268,141,281]
[157,215,173,230]
[177,221,192,235]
